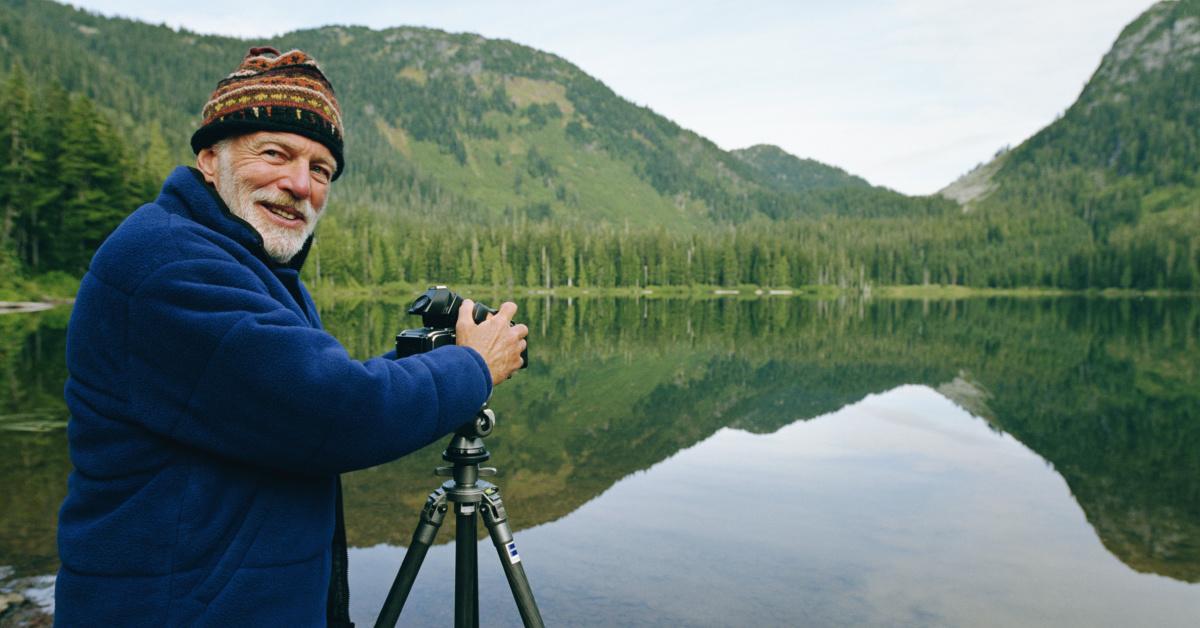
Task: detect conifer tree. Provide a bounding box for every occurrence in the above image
[52,95,135,272]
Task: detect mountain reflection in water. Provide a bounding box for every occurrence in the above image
[1,296,1197,625]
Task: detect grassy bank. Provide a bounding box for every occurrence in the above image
[868,285,1073,299]
[6,273,1195,308]
[310,280,1200,304]
[305,280,846,305]
[868,284,1200,299]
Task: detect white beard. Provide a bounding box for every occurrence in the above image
[214,151,323,264]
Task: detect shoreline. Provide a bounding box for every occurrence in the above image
[307,282,1200,303]
[4,285,1197,313]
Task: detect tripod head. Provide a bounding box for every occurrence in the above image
[441,405,495,468]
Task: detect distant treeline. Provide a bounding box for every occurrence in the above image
[312,204,1200,291]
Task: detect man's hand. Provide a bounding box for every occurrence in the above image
[456,299,528,386]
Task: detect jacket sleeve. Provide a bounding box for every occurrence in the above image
[124,254,492,476]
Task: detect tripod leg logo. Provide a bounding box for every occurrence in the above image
[506,542,521,564]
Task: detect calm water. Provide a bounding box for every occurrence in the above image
[2,296,1198,626]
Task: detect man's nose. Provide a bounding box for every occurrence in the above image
[278,161,311,200]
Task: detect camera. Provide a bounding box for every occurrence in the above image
[395,286,528,368]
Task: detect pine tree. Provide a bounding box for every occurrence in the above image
[52,95,133,272]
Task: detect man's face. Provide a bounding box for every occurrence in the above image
[201,132,336,264]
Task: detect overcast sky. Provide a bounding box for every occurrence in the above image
[68,0,1156,195]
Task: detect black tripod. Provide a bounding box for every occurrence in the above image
[374,405,545,628]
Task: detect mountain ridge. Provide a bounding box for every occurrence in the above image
[0,0,949,228]
[942,0,1200,217]
[934,0,1200,288]
[732,144,874,192]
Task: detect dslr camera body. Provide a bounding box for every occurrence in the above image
[396,286,528,368]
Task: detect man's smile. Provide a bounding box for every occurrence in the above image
[260,201,305,224]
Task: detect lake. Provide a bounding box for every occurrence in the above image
[2,295,1198,626]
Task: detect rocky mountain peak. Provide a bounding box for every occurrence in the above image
[1085,0,1200,103]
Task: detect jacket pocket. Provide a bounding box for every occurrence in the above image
[190,488,272,606]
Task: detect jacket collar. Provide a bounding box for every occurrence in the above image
[158,166,313,272]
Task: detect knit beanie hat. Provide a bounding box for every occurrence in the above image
[191,46,345,180]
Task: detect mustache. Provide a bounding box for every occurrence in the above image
[248,189,316,221]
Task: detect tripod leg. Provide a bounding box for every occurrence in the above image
[455,502,480,628]
[480,485,545,628]
[375,486,449,628]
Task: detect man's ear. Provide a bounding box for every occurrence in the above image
[195,148,220,185]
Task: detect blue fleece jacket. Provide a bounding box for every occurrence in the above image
[56,167,492,626]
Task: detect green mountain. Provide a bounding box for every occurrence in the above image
[941,0,1200,289]
[732,144,872,192]
[728,143,946,220]
[0,0,948,229]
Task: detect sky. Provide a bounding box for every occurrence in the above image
[67,0,1157,195]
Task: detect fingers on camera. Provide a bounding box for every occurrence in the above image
[458,299,476,323]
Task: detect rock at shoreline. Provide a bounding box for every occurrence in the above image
[0,592,25,613]
[0,302,55,315]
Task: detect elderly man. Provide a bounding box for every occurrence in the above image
[55,47,527,626]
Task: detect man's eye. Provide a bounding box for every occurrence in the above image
[312,166,331,181]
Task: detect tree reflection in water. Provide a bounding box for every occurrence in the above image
[320,295,1200,583]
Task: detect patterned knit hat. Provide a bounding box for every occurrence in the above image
[191,46,345,180]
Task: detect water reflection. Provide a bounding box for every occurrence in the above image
[0,307,70,580]
[320,296,1200,588]
[1,296,1198,624]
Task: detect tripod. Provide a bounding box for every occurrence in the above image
[374,405,545,628]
